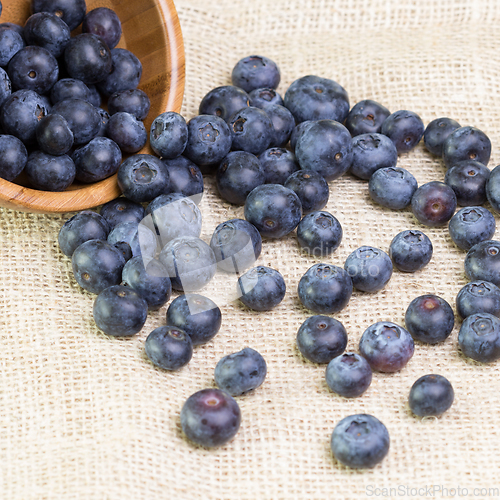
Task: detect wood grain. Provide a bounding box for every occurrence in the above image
[0,0,185,213]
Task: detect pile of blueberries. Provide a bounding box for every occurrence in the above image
[0,0,150,190]
[24,0,499,471]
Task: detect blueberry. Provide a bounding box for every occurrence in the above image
[50,78,92,105]
[228,106,274,155]
[486,164,500,214]
[150,111,188,159]
[244,184,302,238]
[296,210,342,257]
[100,197,145,229]
[249,87,284,109]
[380,110,424,153]
[108,89,150,121]
[216,151,265,205]
[349,133,398,180]
[23,12,70,58]
[0,134,28,181]
[107,111,147,154]
[184,114,232,168]
[237,266,286,311]
[405,294,455,344]
[298,263,353,314]
[258,148,299,185]
[411,181,457,227]
[93,285,147,336]
[284,75,349,124]
[458,312,500,363]
[0,23,24,39]
[166,294,222,346]
[58,211,110,257]
[51,98,101,146]
[113,241,133,262]
[72,239,126,294]
[456,281,500,320]
[198,85,250,122]
[284,169,329,214]
[122,256,171,309]
[330,414,390,469]
[296,315,347,364]
[369,166,418,210]
[0,28,25,67]
[444,160,490,206]
[72,137,122,183]
[464,240,500,286]
[210,218,262,274]
[325,353,373,398]
[117,154,170,203]
[389,230,433,272]
[82,7,122,49]
[1,89,49,144]
[0,68,12,108]
[107,221,158,260]
[231,55,280,92]
[289,120,314,153]
[448,206,496,251]
[96,48,142,96]
[408,374,454,417]
[159,236,216,292]
[215,347,267,397]
[180,388,241,448]
[265,104,295,148]
[161,156,204,201]
[359,321,414,372]
[31,0,86,31]
[344,246,393,293]
[423,117,461,156]
[345,99,390,137]
[295,119,353,181]
[145,326,192,370]
[25,151,75,191]
[86,84,102,108]
[442,126,491,168]
[64,33,112,85]
[145,192,202,246]
[36,114,73,156]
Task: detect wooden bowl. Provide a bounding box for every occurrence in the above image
[0,0,185,213]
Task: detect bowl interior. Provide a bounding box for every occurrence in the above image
[0,0,185,213]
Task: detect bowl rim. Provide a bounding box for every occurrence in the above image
[0,0,185,214]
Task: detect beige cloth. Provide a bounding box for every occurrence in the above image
[1,0,499,498]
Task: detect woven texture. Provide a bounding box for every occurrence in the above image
[2,0,500,498]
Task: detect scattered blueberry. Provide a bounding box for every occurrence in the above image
[458,312,500,363]
[72,137,122,183]
[93,284,147,336]
[411,181,457,227]
[237,265,286,311]
[296,210,342,257]
[325,353,372,398]
[284,169,329,214]
[231,55,280,92]
[442,126,491,168]
[228,106,274,155]
[444,160,490,206]
[349,133,398,180]
[408,374,454,417]
[106,111,147,154]
[198,85,249,122]
[265,104,295,147]
[330,414,390,469]
[180,388,241,448]
[486,164,500,214]
[99,197,145,229]
[150,111,188,159]
[161,155,204,201]
[405,294,455,344]
[380,110,424,154]
[258,147,299,185]
[389,230,433,272]
[166,294,222,346]
[456,281,500,320]
[296,315,347,364]
[145,325,193,370]
[464,240,500,286]
[298,263,353,314]
[344,246,393,293]
[423,117,461,156]
[345,99,390,137]
[215,347,267,396]
[107,220,158,260]
[249,87,283,109]
[359,321,414,372]
[369,166,418,210]
[448,206,496,251]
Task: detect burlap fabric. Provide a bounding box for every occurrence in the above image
[1,0,499,498]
